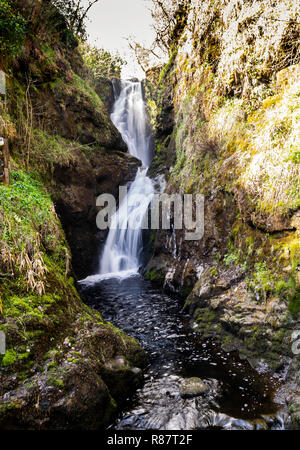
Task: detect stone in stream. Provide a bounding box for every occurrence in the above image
[180,377,209,398]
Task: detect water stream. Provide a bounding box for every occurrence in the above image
[79,80,284,430]
[80,275,283,430]
[99,80,154,278]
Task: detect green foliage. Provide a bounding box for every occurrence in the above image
[2,293,56,322]
[223,252,238,266]
[31,129,79,169]
[210,267,219,277]
[289,145,300,163]
[52,0,97,39]
[72,73,104,109]
[223,240,240,267]
[288,287,300,317]
[247,262,276,302]
[0,169,66,294]
[145,268,165,283]
[158,49,177,85]
[0,170,56,242]
[0,0,27,57]
[79,42,125,79]
[1,349,17,367]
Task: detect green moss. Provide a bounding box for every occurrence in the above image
[31,129,84,170]
[288,287,300,317]
[158,49,177,85]
[101,394,118,425]
[193,308,218,333]
[17,352,30,361]
[0,164,84,377]
[2,293,58,321]
[1,349,17,367]
[289,145,300,163]
[247,262,275,301]
[41,44,56,63]
[0,169,58,246]
[72,74,104,111]
[276,280,289,293]
[0,169,69,296]
[224,252,238,266]
[290,239,300,271]
[210,267,219,277]
[47,376,64,388]
[145,268,165,283]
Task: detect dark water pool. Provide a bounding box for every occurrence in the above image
[79,274,284,430]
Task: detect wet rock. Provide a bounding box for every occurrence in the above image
[290,402,300,430]
[0,313,147,430]
[94,77,115,113]
[180,378,209,398]
[53,149,141,279]
[144,1,300,427]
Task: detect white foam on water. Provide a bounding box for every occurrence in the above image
[79,269,140,286]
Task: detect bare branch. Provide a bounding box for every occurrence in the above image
[53,0,100,38]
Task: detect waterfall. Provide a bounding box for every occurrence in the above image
[110,80,152,168]
[98,80,154,279]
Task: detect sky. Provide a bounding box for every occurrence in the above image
[82,0,156,79]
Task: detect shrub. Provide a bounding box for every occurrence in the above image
[79,42,125,79]
[0,0,27,58]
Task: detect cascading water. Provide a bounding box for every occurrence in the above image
[79,81,284,431]
[99,80,155,278]
[110,80,152,168]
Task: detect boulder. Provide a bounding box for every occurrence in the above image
[180,377,209,398]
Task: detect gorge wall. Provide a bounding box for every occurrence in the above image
[0,0,145,429]
[145,0,300,426]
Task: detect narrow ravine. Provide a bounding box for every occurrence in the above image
[79,80,284,430]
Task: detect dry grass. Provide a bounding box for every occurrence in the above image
[0,170,68,296]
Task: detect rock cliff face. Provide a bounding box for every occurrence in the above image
[145,0,300,426]
[54,148,140,279]
[4,1,140,278]
[0,0,144,429]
